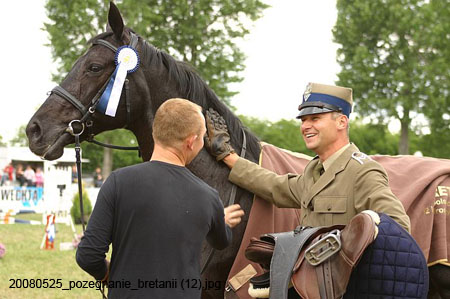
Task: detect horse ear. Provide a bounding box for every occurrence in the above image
[108,2,124,40]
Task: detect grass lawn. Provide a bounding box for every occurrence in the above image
[0,213,109,299]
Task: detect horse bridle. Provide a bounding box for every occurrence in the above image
[50,32,140,220]
[51,32,140,144]
[49,32,140,299]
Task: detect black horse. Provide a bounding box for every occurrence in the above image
[26,3,449,299]
[27,3,258,298]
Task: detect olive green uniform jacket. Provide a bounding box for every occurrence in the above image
[228,144,411,233]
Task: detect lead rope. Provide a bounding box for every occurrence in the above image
[201,128,247,275]
[73,129,108,299]
[75,134,85,232]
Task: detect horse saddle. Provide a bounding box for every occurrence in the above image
[245,211,380,299]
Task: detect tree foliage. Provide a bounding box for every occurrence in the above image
[45,0,269,175]
[71,187,93,224]
[417,0,450,159]
[333,0,449,155]
[241,116,402,157]
[9,125,28,147]
[240,116,314,156]
[349,121,398,155]
[0,135,6,147]
[81,129,142,174]
[44,0,269,103]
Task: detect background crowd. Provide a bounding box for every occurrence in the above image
[0,162,44,187]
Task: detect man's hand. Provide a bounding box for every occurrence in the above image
[101,259,110,285]
[204,108,235,161]
[224,204,245,228]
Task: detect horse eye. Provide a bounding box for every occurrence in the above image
[88,64,103,73]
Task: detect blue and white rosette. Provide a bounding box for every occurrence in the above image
[97,46,140,117]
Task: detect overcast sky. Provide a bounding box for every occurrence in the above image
[0,0,340,142]
[232,1,340,120]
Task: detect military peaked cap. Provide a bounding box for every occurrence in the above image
[297,83,353,118]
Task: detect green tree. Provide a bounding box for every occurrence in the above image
[0,135,6,147]
[241,115,404,157]
[333,0,448,155]
[415,127,450,159]
[9,125,28,147]
[240,115,315,156]
[349,121,399,155]
[81,129,142,176]
[45,0,268,175]
[45,0,269,103]
[71,187,93,224]
[418,0,450,158]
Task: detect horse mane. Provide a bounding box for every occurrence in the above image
[138,32,261,160]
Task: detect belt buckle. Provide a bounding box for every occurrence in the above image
[305,229,341,266]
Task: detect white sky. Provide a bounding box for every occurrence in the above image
[0,0,340,142]
[232,0,340,120]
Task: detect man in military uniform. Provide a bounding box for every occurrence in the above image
[205,82,410,232]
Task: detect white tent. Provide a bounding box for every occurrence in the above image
[0,147,92,223]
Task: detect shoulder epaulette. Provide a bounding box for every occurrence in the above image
[351,152,371,165]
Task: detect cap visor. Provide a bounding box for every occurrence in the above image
[296,107,335,119]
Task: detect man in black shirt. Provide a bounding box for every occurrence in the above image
[76,98,244,298]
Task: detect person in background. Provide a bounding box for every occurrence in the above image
[1,163,14,186]
[15,164,26,187]
[72,165,78,183]
[93,167,103,187]
[24,165,36,187]
[35,167,44,188]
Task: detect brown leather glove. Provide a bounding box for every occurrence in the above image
[204,108,235,161]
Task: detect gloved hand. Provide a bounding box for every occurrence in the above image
[204,108,235,161]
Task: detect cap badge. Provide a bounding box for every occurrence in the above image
[303,83,312,102]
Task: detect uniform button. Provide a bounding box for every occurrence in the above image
[327,206,332,211]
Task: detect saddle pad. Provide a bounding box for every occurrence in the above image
[344,213,429,299]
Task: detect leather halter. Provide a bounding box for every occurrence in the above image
[51,32,139,152]
[51,34,139,299]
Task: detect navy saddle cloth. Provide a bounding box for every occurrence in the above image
[344,213,428,298]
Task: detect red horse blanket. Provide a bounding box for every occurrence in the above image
[225,143,450,298]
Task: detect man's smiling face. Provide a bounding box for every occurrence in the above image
[300,112,340,155]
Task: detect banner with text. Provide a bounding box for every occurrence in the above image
[0,186,44,213]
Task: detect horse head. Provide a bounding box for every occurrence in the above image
[26,3,158,161]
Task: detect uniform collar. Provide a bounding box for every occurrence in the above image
[303,143,358,208]
[322,143,351,171]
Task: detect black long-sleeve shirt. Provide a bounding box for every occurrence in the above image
[76,161,232,298]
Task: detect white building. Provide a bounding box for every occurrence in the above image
[0,147,97,224]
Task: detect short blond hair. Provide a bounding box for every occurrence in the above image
[152,98,203,148]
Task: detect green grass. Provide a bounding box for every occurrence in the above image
[0,214,109,299]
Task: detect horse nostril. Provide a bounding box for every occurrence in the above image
[26,120,43,142]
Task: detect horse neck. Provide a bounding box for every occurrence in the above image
[132,39,261,165]
[190,98,261,193]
